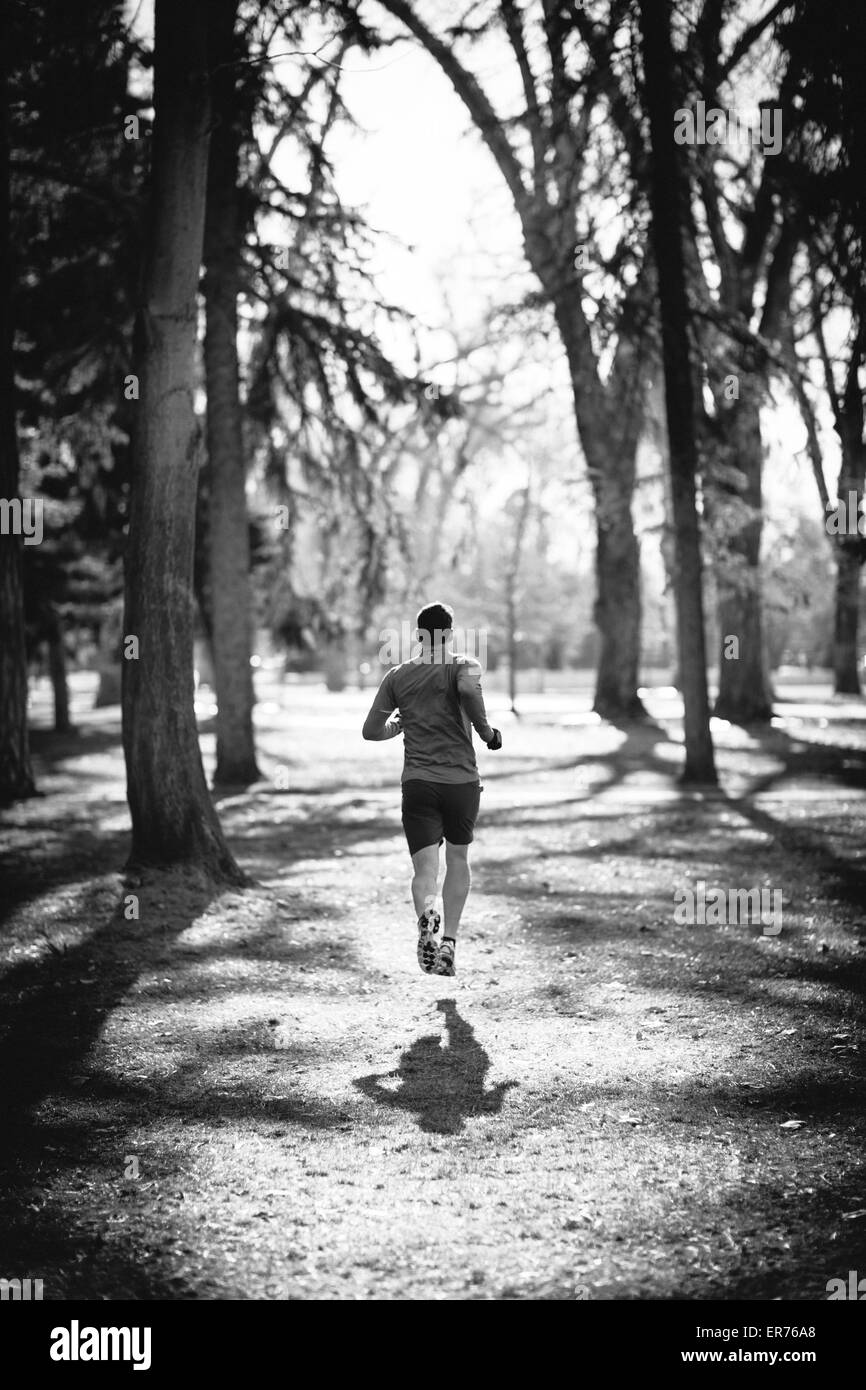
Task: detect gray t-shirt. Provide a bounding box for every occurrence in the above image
[379,656,490,784]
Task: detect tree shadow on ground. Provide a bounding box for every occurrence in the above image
[0,871,219,1296]
[0,812,131,919]
[354,999,517,1135]
[225,806,402,879]
[28,720,123,763]
[561,718,866,916]
[585,713,866,790]
[474,1071,866,1301]
[0,867,353,1298]
[488,1157,866,1299]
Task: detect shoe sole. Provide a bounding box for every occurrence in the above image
[417,912,441,973]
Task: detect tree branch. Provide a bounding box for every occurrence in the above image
[719,0,794,82]
[500,0,546,186]
[376,0,532,218]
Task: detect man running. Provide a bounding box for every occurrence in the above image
[362,602,502,977]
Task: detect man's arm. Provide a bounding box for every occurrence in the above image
[455,658,498,745]
[362,672,403,741]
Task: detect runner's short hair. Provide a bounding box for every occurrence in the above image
[416,602,454,641]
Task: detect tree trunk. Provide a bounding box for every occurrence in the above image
[0,0,35,803]
[832,433,865,695]
[712,390,773,723]
[552,300,647,723]
[505,483,531,716]
[323,639,348,692]
[46,610,71,733]
[95,664,122,707]
[638,0,716,782]
[506,590,518,714]
[203,0,260,786]
[592,501,645,720]
[833,536,862,693]
[832,424,866,694]
[121,0,244,881]
[93,599,123,707]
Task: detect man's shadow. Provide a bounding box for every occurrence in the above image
[354,1000,517,1135]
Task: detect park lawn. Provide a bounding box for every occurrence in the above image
[1,682,865,1300]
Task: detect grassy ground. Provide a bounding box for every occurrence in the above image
[1,676,865,1300]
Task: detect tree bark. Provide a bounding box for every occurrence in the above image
[46,610,71,733]
[833,536,862,693]
[506,584,518,713]
[203,0,261,786]
[94,600,123,707]
[831,351,866,693]
[592,474,645,720]
[832,430,865,693]
[638,0,716,781]
[0,0,35,803]
[712,387,774,723]
[816,300,865,694]
[505,483,531,716]
[550,289,647,722]
[121,0,244,881]
[680,29,797,727]
[782,331,862,693]
[94,664,122,707]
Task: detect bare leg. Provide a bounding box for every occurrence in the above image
[411,843,440,918]
[442,841,471,938]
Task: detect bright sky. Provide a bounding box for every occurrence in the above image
[124,0,839,541]
[332,37,526,335]
[329,27,834,538]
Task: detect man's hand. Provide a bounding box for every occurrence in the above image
[486,728,502,750]
[386,713,403,738]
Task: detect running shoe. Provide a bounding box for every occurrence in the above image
[416,896,441,973]
[432,937,456,977]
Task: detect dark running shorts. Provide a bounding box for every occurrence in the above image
[401,779,482,856]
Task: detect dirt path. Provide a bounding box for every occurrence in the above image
[2,683,865,1299]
